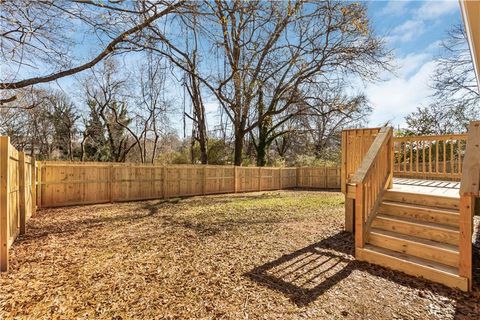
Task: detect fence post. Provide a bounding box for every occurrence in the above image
[31,157,36,216]
[0,136,10,271]
[234,166,239,193]
[162,166,167,199]
[296,167,301,188]
[18,152,26,235]
[108,164,113,203]
[258,167,262,191]
[279,168,282,190]
[325,166,329,189]
[202,166,206,195]
[36,161,42,209]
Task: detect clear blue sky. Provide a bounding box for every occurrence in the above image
[364,0,462,127]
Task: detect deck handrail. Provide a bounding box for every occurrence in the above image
[458,121,479,291]
[351,127,394,248]
[394,133,468,142]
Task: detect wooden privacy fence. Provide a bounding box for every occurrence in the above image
[0,137,36,271]
[37,162,339,207]
[0,134,341,271]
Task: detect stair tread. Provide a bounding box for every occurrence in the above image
[363,244,459,276]
[383,190,460,210]
[385,189,460,201]
[380,201,459,215]
[369,228,459,253]
[375,214,459,232]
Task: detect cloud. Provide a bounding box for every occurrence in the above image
[380,1,410,16]
[385,0,459,45]
[388,19,426,43]
[365,53,437,127]
[416,0,459,20]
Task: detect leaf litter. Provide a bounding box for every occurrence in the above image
[0,190,478,319]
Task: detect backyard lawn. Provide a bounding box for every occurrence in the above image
[0,190,479,319]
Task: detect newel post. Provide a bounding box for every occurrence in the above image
[354,183,364,249]
[459,194,474,291]
[388,129,394,189]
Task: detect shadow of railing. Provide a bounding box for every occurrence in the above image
[246,229,480,309]
[245,231,355,306]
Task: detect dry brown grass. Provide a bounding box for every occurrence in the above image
[0,190,479,319]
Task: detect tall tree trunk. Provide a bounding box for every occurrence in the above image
[234,129,244,166]
[198,128,208,164]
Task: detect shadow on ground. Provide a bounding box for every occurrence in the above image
[245,231,355,306]
[246,227,480,317]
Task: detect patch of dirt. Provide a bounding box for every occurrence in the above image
[0,190,478,319]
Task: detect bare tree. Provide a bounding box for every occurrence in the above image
[405,24,480,135]
[0,0,187,103]
[134,53,172,163]
[138,1,389,165]
[84,59,137,162]
[432,24,480,111]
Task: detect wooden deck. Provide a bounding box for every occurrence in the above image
[392,178,460,198]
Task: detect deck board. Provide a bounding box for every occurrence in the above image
[392,178,460,198]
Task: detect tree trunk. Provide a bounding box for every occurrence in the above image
[234,130,244,166]
[256,122,269,167]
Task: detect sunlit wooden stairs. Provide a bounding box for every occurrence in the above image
[356,190,469,291]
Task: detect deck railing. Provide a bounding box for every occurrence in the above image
[458,121,480,291]
[351,127,394,248]
[393,134,467,180]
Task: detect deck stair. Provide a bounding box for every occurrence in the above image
[356,189,469,291]
[344,123,478,292]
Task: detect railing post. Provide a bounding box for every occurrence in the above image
[459,194,474,291]
[345,195,354,232]
[354,183,364,249]
[388,131,394,189]
[457,121,480,291]
[341,130,347,193]
[0,136,10,272]
[18,152,26,235]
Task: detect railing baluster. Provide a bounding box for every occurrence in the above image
[443,139,447,174]
[422,141,426,175]
[428,141,432,174]
[451,139,454,178]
